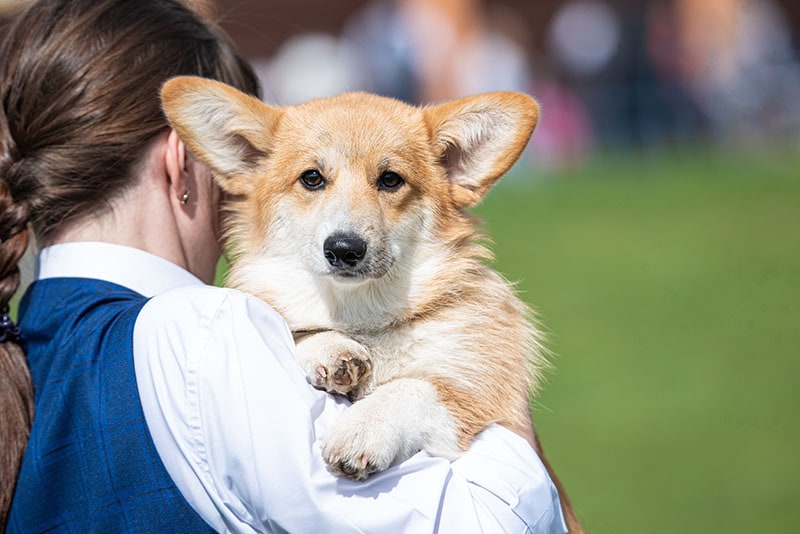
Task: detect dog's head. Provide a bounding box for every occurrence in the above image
[161,77,538,287]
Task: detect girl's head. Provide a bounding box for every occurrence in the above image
[0,0,258,523]
[0,0,261,320]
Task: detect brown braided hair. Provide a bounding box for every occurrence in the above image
[0,0,259,526]
[0,161,32,530]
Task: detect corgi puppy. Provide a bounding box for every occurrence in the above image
[161,77,580,531]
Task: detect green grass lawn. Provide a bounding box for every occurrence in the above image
[476,147,800,533]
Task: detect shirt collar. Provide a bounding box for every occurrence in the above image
[36,242,205,298]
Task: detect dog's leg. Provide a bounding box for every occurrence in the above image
[321,378,460,480]
[294,330,373,398]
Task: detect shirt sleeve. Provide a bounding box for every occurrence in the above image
[133,285,568,533]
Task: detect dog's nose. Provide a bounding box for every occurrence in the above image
[324,233,367,268]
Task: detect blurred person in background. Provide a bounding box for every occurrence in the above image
[342,0,533,103]
[545,0,687,150]
[673,0,800,144]
[0,0,569,531]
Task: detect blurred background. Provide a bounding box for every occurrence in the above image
[3,0,799,531]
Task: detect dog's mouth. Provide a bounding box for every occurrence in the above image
[327,265,389,281]
[326,258,393,281]
[328,268,371,281]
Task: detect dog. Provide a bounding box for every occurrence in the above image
[161,77,581,531]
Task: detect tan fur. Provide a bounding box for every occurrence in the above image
[162,77,581,532]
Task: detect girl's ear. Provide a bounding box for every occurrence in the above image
[161,76,281,196]
[423,92,539,208]
[164,128,189,204]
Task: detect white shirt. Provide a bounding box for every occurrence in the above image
[37,242,568,534]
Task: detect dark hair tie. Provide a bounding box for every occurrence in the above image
[0,306,22,344]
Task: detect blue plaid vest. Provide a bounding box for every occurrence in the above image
[7,278,214,533]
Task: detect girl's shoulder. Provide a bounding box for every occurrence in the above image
[135,285,292,351]
[145,285,284,322]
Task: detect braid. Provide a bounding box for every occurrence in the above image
[0,335,33,528]
[0,109,34,529]
[0,173,31,309]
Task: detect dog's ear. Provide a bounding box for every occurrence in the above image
[161,76,280,195]
[423,92,538,208]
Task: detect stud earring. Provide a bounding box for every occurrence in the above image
[181,189,191,205]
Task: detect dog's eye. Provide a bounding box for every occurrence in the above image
[300,170,326,190]
[378,171,404,191]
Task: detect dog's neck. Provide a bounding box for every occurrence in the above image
[227,242,473,333]
[227,257,405,332]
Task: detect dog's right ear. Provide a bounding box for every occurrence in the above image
[161,76,281,195]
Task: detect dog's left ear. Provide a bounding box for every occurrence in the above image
[423,92,538,208]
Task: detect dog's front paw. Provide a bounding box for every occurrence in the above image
[295,331,373,397]
[313,351,372,396]
[320,403,400,481]
[319,379,460,481]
